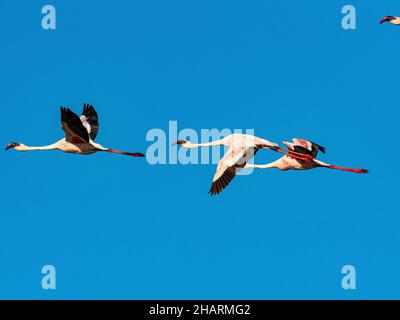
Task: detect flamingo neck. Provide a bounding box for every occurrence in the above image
[246,160,281,169]
[185,140,225,148]
[16,144,59,151]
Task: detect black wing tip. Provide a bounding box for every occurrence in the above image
[208,185,219,196]
[208,181,220,196]
[82,102,97,115]
[208,167,236,196]
[60,106,73,112]
[311,141,326,154]
[83,102,92,108]
[61,103,97,119]
[60,106,73,119]
[83,105,98,120]
[318,145,326,153]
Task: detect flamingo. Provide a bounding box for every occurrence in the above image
[5,103,145,157]
[174,134,313,196]
[380,16,400,25]
[245,138,368,174]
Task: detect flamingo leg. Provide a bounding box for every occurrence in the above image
[329,165,368,174]
[106,149,145,157]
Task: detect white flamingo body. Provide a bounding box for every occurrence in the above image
[175,133,281,195]
[6,103,144,158]
[246,138,368,174]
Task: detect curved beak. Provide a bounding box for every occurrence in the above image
[380,17,392,24]
[172,140,186,146]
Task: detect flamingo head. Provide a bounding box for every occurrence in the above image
[380,16,396,24]
[172,140,188,147]
[5,142,21,151]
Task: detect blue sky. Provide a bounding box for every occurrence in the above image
[0,0,399,299]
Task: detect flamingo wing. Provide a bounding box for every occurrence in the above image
[209,144,259,196]
[209,166,237,196]
[80,103,99,140]
[61,107,90,143]
[292,138,326,158]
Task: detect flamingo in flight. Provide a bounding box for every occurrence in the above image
[174,134,313,196]
[6,103,145,157]
[380,16,400,25]
[246,138,368,174]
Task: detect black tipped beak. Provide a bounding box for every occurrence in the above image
[172,140,186,146]
[5,142,18,150]
[380,16,394,24]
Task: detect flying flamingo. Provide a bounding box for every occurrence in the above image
[6,103,145,157]
[174,134,312,196]
[380,16,400,25]
[245,138,368,174]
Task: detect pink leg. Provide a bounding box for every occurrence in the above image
[107,149,145,157]
[329,165,368,174]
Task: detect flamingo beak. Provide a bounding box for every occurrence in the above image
[172,140,186,146]
[380,17,393,24]
[5,143,16,150]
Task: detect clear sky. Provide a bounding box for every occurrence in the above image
[0,0,399,299]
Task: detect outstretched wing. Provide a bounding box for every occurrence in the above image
[80,103,99,140]
[292,138,326,158]
[61,107,90,143]
[209,166,238,196]
[209,144,259,196]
